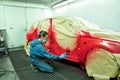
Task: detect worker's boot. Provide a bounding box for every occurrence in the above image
[31,64,39,72]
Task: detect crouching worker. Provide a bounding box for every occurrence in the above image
[30,30,69,73]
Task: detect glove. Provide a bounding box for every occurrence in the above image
[59,53,68,59]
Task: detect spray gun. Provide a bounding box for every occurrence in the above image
[66,47,70,54]
[58,47,71,61]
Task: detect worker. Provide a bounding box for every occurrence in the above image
[30,30,69,73]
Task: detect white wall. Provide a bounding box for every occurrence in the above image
[0,5,5,29]
[43,9,53,18]
[54,0,120,32]
[5,6,26,48]
[26,8,44,31]
[0,1,53,48]
[26,8,53,31]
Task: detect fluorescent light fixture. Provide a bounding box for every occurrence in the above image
[67,0,76,3]
[53,0,76,8]
[53,1,68,8]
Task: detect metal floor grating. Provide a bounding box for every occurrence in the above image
[9,50,93,80]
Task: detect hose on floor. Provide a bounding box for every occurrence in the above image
[0,68,17,80]
[0,67,31,80]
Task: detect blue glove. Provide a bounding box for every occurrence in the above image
[59,53,68,59]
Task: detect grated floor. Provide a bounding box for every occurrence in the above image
[9,50,93,80]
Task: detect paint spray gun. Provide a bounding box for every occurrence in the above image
[66,47,70,54]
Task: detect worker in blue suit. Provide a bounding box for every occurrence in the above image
[30,30,69,73]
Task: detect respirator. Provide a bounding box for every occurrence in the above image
[42,38,48,43]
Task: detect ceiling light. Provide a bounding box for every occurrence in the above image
[53,0,76,8]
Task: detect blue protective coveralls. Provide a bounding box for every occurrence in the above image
[30,38,59,73]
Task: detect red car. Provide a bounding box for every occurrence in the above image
[25,16,120,79]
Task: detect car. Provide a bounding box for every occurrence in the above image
[25,16,120,80]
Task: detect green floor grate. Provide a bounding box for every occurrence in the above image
[9,50,93,80]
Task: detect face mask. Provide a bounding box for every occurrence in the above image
[42,38,48,43]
